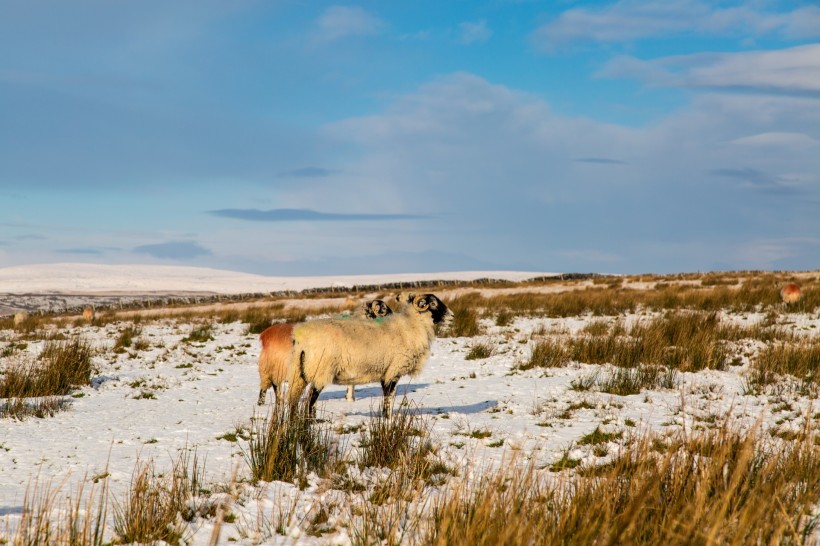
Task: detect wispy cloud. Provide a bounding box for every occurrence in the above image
[56,247,105,255]
[600,44,820,97]
[133,241,212,260]
[314,5,385,43]
[574,157,628,165]
[278,167,340,178]
[208,208,431,222]
[733,237,820,268]
[729,132,820,149]
[711,167,804,195]
[459,20,492,44]
[533,1,820,51]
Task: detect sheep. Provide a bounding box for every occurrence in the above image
[780,283,801,306]
[13,311,28,326]
[256,299,393,406]
[82,307,95,322]
[392,292,416,311]
[287,293,453,417]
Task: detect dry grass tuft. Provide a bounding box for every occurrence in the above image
[442,293,483,338]
[7,474,109,546]
[241,401,339,488]
[426,424,820,545]
[746,340,820,394]
[112,449,206,544]
[1,338,94,418]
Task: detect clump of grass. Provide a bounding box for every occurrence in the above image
[578,426,623,446]
[596,365,673,396]
[1,341,28,358]
[442,294,483,338]
[241,402,338,488]
[242,308,275,335]
[349,404,452,543]
[0,396,72,419]
[113,325,141,353]
[183,323,214,343]
[112,449,207,544]
[425,425,820,545]
[495,309,514,327]
[581,319,612,336]
[0,338,93,403]
[518,338,568,370]
[560,312,732,372]
[465,341,494,360]
[358,402,430,471]
[746,341,820,393]
[10,475,109,546]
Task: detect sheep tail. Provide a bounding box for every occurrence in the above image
[298,349,307,384]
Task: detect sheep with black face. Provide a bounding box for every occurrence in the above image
[287,293,453,417]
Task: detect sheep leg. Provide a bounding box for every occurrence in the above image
[380,379,398,418]
[308,386,322,416]
[258,375,272,406]
[345,385,356,402]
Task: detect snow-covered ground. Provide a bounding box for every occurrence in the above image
[0,263,555,295]
[0,266,818,544]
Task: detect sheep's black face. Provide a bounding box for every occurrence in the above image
[415,294,454,325]
[363,299,393,318]
[372,299,393,317]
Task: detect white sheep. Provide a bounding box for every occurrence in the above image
[13,311,29,326]
[286,293,453,417]
[392,292,416,311]
[257,299,393,405]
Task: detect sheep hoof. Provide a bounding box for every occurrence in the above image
[345,386,356,402]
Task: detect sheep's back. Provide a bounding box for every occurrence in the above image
[292,316,434,386]
[260,323,294,349]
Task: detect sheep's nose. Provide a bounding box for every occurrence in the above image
[443,309,455,324]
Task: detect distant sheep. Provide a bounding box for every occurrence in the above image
[13,311,29,326]
[256,299,393,406]
[82,308,95,321]
[287,293,453,417]
[780,283,801,305]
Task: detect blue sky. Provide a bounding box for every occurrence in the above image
[2,0,819,275]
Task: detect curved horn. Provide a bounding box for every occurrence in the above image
[414,296,430,311]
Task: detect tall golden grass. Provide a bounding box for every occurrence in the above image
[426,424,820,545]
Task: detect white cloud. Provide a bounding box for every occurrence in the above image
[600,44,820,97]
[729,132,820,149]
[732,237,820,268]
[307,72,820,271]
[314,5,385,43]
[459,20,492,44]
[533,0,820,50]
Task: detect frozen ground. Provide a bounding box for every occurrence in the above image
[0,266,818,544]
